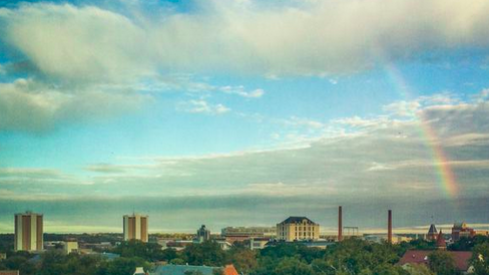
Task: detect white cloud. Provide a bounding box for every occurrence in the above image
[2,0,489,78]
[220,86,264,98]
[0,78,149,132]
[178,99,230,115]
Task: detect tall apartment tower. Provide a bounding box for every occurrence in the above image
[123,214,148,242]
[14,211,43,252]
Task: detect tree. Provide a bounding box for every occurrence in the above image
[3,255,36,275]
[428,250,461,275]
[471,243,489,275]
[404,264,435,275]
[183,241,227,266]
[273,257,314,275]
[228,247,257,273]
[113,240,165,261]
[103,257,150,275]
[371,263,409,275]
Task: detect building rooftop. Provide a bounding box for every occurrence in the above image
[427,224,438,235]
[279,216,316,225]
[398,250,472,271]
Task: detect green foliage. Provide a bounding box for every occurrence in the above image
[182,241,227,266]
[403,239,436,252]
[228,246,258,273]
[2,235,473,275]
[103,257,150,275]
[1,254,36,275]
[403,264,435,275]
[324,239,402,274]
[274,257,314,275]
[449,235,489,251]
[112,240,166,261]
[471,242,489,275]
[428,250,461,275]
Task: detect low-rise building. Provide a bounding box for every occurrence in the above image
[398,250,473,274]
[221,227,277,238]
[250,237,272,250]
[64,241,79,254]
[363,234,412,244]
[276,217,320,242]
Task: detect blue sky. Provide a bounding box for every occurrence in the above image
[0,0,489,233]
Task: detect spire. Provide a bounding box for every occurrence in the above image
[427,224,438,241]
[436,230,446,250]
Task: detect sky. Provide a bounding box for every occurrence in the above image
[0,0,489,234]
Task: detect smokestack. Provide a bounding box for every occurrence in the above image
[388,210,392,244]
[338,206,343,242]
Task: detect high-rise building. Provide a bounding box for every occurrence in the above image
[197,225,211,243]
[14,211,43,252]
[276,217,320,241]
[123,214,148,242]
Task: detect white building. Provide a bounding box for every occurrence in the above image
[276,217,320,242]
[64,241,79,254]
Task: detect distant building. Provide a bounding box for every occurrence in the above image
[452,222,475,241]
[0,271,20,275]
[64,241,79,254]
[133,267,147,275]
[364,234,412,244]
[426,224,438,241]
[14,211,43,252]
[276,217,320,242]
[221,226,276,237]
[250,237,272,250]
[398,250,473,274]
[196,225,211,243]
[221,226,276,243]
[123,214,148,242]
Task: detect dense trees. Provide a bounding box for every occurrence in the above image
[1,236,488,275]
[428,251,461,275]
[471,242,489,275]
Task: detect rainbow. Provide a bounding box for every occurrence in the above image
[382,62,459,198]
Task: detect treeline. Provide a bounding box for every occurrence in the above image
[1,237,489,275]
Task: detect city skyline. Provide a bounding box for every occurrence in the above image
[1,0,489,233]
[2,208,488,236]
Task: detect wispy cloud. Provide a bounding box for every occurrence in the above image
[177,99,230,115]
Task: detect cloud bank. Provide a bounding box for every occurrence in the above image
[2,0,489,79]
[1,0,489,132]
[1,93,488,231]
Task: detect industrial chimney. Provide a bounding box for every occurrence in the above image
[338,206,343,242]
[388,210,392,244]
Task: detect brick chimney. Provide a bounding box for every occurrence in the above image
[338,206,343,242]
[388,210,392,244]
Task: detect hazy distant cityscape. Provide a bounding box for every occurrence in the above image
[2,0,489,274]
